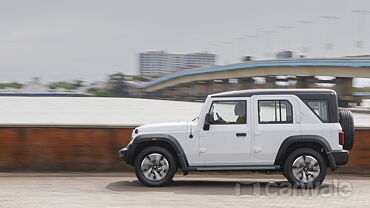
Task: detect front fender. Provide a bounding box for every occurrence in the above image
[126,134,189,171]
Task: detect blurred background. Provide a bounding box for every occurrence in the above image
[1,0,370,105]
[0,0,370,173]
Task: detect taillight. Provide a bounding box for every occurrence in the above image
[339,131,345,145]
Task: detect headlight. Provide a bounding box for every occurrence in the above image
[128,128,137,145]
[131,129,136,138]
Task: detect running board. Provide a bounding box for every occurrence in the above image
[188,165,280,171]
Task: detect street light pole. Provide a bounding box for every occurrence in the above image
[277,26,293,51]
[222,41,232,65]
[236,37,246,62]
[298,20,316,56]
[321,16,340,56]
[352,10,370,54]
[212,43,222,65]
[244,35,259,59]
[261,30,276,58]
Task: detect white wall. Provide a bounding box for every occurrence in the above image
[0,97,202,126]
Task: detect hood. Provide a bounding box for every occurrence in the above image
[137,122,190,133]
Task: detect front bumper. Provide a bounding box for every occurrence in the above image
[119,148,130,163]
[119,144,136,165]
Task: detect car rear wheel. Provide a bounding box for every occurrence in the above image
[284,148,326,188]
[134,146,177,187]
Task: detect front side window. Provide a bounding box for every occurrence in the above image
[258,100,293,124]
[304,100,329,122]
[209,101,246,124]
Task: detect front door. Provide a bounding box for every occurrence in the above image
[199,98,252,166]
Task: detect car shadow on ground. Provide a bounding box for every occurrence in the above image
[106,179,340,196]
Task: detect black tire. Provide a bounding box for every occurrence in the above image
[284,148,326,189]
[339,109,355,150]
[134,146,177,187]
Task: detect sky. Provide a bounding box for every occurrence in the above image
[1,0,370,83]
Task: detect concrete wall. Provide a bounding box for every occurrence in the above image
[0,126,369,173]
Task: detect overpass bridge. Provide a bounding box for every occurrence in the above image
[133,58,370,105]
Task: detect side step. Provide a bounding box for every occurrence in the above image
[188,165,280,171]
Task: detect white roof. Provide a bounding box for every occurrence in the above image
[211,88,335,97]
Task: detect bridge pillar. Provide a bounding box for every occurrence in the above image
[180,84,194,100]
[210,79,233,93]
[204,80,212,94]
[295,76,316,88]
[222,79,233,92]
[334,77,353,97]
[155,89,163,98]
[158,88,169,98]
[333,77,355,106]
[265,76,276,88]
[238,78,254,90]
[212,80,224,93]
[168,88,177,98]
[197,81,209,97]
[189,82,198,97]
[172,85,187,100]
[187,81,207,100]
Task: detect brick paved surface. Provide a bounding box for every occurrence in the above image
[0,173,369,208]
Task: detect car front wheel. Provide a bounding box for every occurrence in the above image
[134,146,177,187]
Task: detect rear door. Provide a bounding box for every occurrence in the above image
[252,95,301,165]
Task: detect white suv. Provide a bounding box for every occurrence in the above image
[119,89,354,188]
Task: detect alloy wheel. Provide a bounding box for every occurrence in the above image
[140,153,169,181]
[291,155,320,183]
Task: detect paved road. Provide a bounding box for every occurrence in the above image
[0,173,369,208]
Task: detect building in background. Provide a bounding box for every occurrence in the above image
[139,51,216,75]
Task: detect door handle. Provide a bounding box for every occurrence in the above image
[236,133,247,137]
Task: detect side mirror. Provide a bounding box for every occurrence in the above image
[203,113,214,131]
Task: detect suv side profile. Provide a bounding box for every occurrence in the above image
[119,89,354,188]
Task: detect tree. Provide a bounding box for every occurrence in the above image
[107,72,128,97]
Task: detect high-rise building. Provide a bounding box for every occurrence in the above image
[139,51,216,75]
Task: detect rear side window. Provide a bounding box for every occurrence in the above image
[258,100,293,124]
[304,100,329,122]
